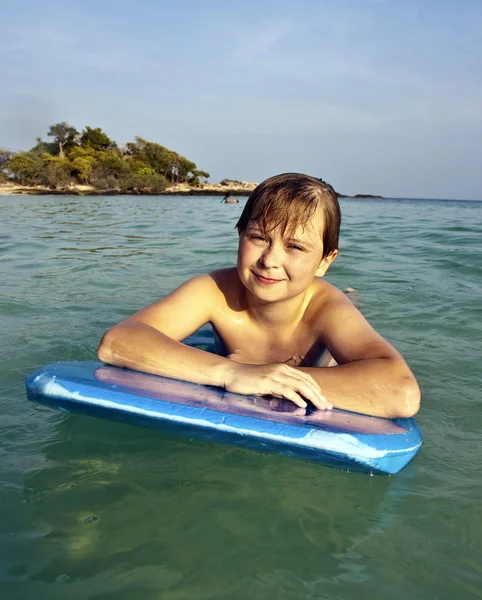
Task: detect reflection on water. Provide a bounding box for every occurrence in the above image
[20,410,408,597]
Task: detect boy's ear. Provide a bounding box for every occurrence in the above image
[316,249,338,278]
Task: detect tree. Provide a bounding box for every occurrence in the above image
[187,169,211,186]
[8,151,44,185]
[125,137,177,177]
[47,122,79,157]
[69,147,97,183]
[125,137,207,184]
[30,137,57,155]
[40,155,72,189]
[194,170,210,181]
[89,150,128,190]
[121,170,168,193]
[80,126,116,151]
[6,124,209,192]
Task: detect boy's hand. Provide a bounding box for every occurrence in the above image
[223,362,333,411]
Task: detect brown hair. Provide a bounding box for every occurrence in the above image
[236,173,341,258]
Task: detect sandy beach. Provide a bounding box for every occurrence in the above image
[0,180,258,196]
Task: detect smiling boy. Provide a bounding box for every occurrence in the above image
[98,173,420,418]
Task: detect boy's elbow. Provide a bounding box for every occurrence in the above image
[97,328,117,364]
[392,375,421,419]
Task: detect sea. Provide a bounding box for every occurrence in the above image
[1,193,481,599]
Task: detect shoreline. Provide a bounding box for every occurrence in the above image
[0,182,256,197]
[0,182,383,199]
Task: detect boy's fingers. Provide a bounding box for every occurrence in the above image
[269,373,330,410]
[280,366,332,410]
[225,363,332,410]
[297,384,332,410]
[275,380,329,411]
[275,388,307,409]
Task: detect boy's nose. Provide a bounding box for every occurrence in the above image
[260,244,282,268]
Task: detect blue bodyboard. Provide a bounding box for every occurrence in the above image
[26,349,422,475]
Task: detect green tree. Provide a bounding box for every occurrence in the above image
[68,146,98,183]
[30,137,57,155]
[40,155,72,189]
[6,125,209,192]
[121,171,168,192]
[8,151,44,185]
[9,151,72,188]
[125,137,207,184]
[47,122,79,157]
[89,150,128,190]
[80,126,116,151]
[126,158,156,177]
[194,169,210,181]
[125,137,178,178]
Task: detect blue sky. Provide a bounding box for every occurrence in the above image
[1,0,481,199]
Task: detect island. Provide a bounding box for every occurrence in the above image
[0,122,382,199]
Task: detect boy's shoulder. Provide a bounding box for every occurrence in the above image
[309,278,352,306]
[306,279,356,330]
[209,266,239,283]
[184,268,238,289]
[189,268,242,305]
[204,267,239,290]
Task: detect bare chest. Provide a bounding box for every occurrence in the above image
[212,314,325,367]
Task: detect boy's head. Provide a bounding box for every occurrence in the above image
[236,173,341,259]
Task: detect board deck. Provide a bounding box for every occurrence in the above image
[26,359,422,474]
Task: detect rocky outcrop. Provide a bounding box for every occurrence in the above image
[163,180,257,196]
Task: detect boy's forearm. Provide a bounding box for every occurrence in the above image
[98,324,420,418]
[298,359,420,419]
[98,321,229,388]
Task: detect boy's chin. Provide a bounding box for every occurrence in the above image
[246,283,304,305]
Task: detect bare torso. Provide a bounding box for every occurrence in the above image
[208,268,332,367]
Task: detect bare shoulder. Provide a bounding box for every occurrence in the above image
[209,267,241,288]
[158,271,225,302]
[209,267,244,304]
[307,280,398,364]
[118,270,236,340]
[306,280,353,325]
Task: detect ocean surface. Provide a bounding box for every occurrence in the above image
[1,193,481,599]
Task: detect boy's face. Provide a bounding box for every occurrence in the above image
[237,207,337,304]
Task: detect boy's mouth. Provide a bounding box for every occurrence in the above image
[253,273,283,285]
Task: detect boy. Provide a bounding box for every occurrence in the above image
[98,173,420,418]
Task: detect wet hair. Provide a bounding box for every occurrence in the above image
[236,173,341,258]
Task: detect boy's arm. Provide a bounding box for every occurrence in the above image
[98,273,330,410]
[298,295,420,419]
[98,274,230,386]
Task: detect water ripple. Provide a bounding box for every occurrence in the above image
[1,194,482,597]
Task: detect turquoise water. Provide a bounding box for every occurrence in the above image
[1,193,481,599]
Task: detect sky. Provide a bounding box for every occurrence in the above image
[1,0,481,199]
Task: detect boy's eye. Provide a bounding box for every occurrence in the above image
[249,234,266,241]
[288,244,304,251]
